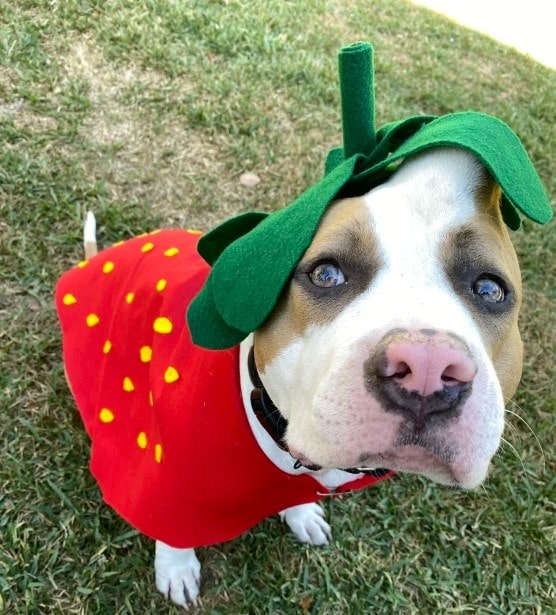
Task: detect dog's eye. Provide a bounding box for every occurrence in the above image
[472,277,505,303]
[309,262,345,288]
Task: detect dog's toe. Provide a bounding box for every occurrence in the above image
[155,542,201,608]
[279,502,332,546]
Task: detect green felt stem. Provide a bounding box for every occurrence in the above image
[339,41,376,159]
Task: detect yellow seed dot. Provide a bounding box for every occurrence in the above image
[77,260,89,268]
[155,443,163,463]
[99,408,114,423]
[123,377,135,392]
[148,391,154,407]
[103,340,112,354]
[153,317,173,334]
[125,292,135,304]
[137,432,148,449]
[164,247,179,257]
[86,313,100,327]
[164,366,179,384]
[186,229,203,235]
[156,279,167,292]
[140,346,152,363]
[63,293,77,305]
[141,242,155,253]
[102,261,115,274]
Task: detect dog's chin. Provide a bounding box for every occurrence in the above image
[296,445,489,490]
[372,445,491,489]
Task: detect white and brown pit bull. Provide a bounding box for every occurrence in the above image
[58,148,523,607]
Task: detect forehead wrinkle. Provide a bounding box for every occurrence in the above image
[364,149,490,269]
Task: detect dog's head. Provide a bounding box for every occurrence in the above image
[187,42,551,489]
[253,148,522,489]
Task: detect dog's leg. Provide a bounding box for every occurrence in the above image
[154,540,201,608]
[279,502,332,546]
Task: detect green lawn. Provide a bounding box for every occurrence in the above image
[1,1,554,613]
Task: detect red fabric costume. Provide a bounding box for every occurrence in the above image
[56,229,391,548]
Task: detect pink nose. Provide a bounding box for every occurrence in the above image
[382,330,477,396]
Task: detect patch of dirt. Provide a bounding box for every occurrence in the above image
[61,35,169,105]
[57,34,245,229]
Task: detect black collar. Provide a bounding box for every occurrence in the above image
[248,347,390,478]
[248,347,289,453]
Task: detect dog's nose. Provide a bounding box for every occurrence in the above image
[381,330,477,396]
[365,329,477,427]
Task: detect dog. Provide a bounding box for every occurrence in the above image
[56,147,524,607]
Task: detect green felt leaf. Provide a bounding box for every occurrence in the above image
[198,211,268,265]
[187,274,246,349]
[356,112,552,226]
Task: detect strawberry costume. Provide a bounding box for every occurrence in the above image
[56,229,390,548]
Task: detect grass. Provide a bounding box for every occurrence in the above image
[0,0,554,613]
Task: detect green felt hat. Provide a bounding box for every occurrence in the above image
[188,41,552,350]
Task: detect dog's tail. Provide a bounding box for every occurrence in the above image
[84,211,98,259]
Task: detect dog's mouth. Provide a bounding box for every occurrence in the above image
[292,444,463,486]
[289,449,391,478]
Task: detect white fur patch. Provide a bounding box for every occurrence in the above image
[279,502,332,545]
[239,337,368,489]
[155,541,201,608]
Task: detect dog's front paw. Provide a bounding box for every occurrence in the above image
[155,541,201,608]
[279,502,332,546]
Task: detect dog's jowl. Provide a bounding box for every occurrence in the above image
[55,42,551,607]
